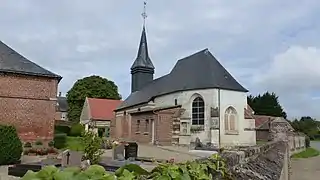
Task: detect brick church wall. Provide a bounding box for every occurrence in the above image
[0,73,58,142]
[112,107,181,145]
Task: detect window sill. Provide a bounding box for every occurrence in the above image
[225,131,239,135]
[143,132,149,135]
[135,131,141,134]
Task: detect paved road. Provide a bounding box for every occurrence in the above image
[291,142,320,180]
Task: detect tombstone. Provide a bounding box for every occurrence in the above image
[195,137,203,148]
[124,142,138,160]
[61,150,83,167]
[112,144,125,161]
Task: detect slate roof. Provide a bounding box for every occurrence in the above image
[57,96,68,112]
[87,98,123,120]
[0,41,62,80]
[131,26,154,70]
[117,48,248,110]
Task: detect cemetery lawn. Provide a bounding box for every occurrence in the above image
[64,136,84,151]
[292,147,320,158]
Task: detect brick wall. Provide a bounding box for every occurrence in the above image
[130,112,155,143]
[0,73,58,142]
[112,107,181,145]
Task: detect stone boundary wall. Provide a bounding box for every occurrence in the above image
[220,135,305,180]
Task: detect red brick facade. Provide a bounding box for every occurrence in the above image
[112,107,181,145]
[0,73,58,142]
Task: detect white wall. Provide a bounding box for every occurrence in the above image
[154,88,255,147]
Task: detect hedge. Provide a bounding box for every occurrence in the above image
[54,125,70,135]
[0,125,23,165]
[69,123,84,137]
[53,133,67,149]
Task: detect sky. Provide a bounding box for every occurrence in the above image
[0,0,320,120]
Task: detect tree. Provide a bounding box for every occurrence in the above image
[67,75,121,122]
[247,91,287,118]
[289,116,320,140]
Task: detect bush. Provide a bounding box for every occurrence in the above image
[53,133,67,149]
[69,124,84,137]
[48,141,54,147]
[22,154,233,179]
[82,131,103,164]
[54,125,70,135]
[35,139,43,146]
[24,142,32,148]
[0,125,23,165]
[305,136,310,147]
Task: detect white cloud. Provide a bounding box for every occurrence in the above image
[0,0,320,118]
[253,46,320,119]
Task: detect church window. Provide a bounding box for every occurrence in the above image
[136,120,140,132]
[224,107,238,132]
[145,119,149,132]
[192,97,205,125]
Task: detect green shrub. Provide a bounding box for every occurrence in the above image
[35,139,43,146]
[24,142,32,148]
[69,124,84,137]
[0,125,23,165]
[22,154,233,179]
[54,125,70,135]
[48,141,54,147]
[82,131,103,164]
[305,136,310,147]
[53,133,67,149]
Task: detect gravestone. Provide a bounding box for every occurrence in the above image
[124,142,138,160]
[61,150,83,167]
[112,144,125,161]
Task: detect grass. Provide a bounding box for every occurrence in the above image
[257,140,268,145]
[64,136,84,151]
[292,147,320,158]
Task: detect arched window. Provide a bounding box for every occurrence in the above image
[192,97,205,125]
[224,107,237,131]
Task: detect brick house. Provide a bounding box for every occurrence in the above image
[112,22,256,147]
[254,115,294,141]
[0,41,61,142]
[80,97,122,137]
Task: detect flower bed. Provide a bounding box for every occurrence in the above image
[23,147,59,156]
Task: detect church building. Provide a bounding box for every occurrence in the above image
[112,11,256,147]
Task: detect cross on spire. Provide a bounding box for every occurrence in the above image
[141,1,147,26]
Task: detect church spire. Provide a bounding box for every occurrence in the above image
[131,1,154,70]
[130,1,155,93]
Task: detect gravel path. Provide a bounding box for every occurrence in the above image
[291,155,320,180]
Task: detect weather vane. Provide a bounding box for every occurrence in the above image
[141,1,148,26]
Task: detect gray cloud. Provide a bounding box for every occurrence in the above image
[1,0,320,119]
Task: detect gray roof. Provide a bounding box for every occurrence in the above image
[117,49,248,111]
[57,96,68,112]
[0,41,62,80]
[130,26,154,70]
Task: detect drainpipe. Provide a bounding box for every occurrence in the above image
[218,88,221,148]
[152,109,159,145]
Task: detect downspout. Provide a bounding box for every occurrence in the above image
[218,88,221,148]
[152,109,159,145]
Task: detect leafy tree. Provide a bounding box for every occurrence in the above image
[289,116,320,140]
[247,91,287,118]
[67,75,121,122]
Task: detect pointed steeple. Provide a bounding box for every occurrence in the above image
[130,26,154,70]
[130,1,155,93]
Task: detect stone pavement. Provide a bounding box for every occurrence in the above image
[291,155,320,180]
[102,144,201,162]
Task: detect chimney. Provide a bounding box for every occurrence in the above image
[59,92,62,97]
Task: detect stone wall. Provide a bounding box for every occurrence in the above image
[220,133,305,180]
